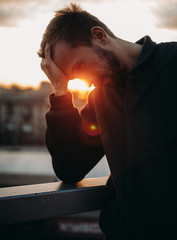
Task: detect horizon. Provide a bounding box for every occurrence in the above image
[0,79,95,98]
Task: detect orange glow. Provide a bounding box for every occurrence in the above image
[68,79,95,92]
[81,120,100,136]
[90,124,98,131]
[87,124,100,136]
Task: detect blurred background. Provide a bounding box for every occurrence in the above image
[0,0,177,238]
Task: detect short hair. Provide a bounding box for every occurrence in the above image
[38,3,116,58]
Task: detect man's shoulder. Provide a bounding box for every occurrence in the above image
[157,40,177,58]
[152,40,177,70]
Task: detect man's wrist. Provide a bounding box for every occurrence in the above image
[54,88,68,96]
[49,92,74,110]
[53,83,68,96]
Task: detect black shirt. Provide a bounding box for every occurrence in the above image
[46,36,177,239]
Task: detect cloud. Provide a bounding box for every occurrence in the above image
[0,6,27,27]
[0,0,49,27]
[2,0,177,30]
[154,1,177,29]
[0,0,95,27]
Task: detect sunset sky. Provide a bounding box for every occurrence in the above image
[0,0,177,88]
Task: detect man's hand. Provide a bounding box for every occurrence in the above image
[40,43,68,96]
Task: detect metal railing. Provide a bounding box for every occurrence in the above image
[0,177,107,226]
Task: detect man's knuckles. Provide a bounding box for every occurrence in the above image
[41,59,51,70]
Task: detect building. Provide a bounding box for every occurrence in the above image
[0,82,52,145]
[0,81,88,145]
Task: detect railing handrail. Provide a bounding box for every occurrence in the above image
[0,177,107,225]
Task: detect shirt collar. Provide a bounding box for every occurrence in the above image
[130,35,157,76]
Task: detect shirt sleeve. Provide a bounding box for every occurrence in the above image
[46,91,105,183]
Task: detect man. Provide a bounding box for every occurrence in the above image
[38,3,177,240]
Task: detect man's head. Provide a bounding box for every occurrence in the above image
[39,3,140,87]
[38,3,117,58]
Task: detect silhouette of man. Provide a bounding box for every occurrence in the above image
[38,4,177,239]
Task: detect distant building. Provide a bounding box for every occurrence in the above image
[0,82,52,145]
[0,82,88,146]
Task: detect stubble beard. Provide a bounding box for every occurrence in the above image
[93,45,127,89]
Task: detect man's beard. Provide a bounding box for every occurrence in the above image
[93,45,127,89]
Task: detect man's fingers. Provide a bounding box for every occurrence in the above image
[40,58,45,71]
[41,43,51,71]
[44,43,51,59]
[40,43,67,87]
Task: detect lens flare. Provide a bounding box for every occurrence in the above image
[68,78,94,91]
[81,121,100,136]
[90,124,98,131]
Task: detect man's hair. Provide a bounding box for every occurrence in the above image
[38,3,116,58]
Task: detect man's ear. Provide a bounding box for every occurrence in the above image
[91,26,107,45]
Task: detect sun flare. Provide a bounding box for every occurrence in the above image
[68,79,95,92]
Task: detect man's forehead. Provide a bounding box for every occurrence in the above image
[52,41,71,59]
[52,40,85,78]
[52,41,93,66]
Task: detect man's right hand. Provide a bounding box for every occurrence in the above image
[40,43,68,96]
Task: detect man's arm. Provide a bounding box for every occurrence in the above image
[46,92,104,183]
[41,44,104,183]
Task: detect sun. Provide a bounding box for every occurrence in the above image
[68,78,95,92]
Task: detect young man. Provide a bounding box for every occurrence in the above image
[38,3,177,240]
